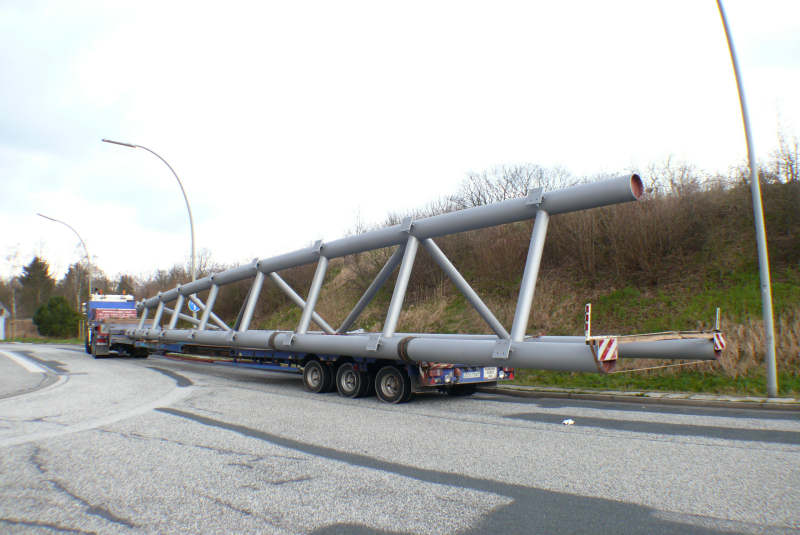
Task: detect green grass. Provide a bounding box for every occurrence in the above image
[592,266,800,332]
[4,337,83,345]
[513,369,800,397]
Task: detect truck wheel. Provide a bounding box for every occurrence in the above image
[303,360,333,394]
[336,363,371,398]
[375,365,412,404]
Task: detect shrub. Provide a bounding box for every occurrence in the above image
[33,296,80,338]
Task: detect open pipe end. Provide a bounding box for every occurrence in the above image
[630,174,644,200]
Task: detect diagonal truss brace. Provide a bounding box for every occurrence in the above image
[269,272,335,334]
[337,244,406,333]
[421,238,509,340]
[189,293,231,331]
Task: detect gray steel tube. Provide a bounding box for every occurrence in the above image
[297,257,329,334]
[337,245,406,333]
[383,236,419,338]
[422,238,509,339]
[510,210,550,341]
[238,271,265,332]
[140,175,642,309]
[268,272,335,334]
[618,339,719,361]
[168,295,185,329]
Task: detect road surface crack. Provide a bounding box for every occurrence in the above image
[200,493,289,532]
[27,445,136,529]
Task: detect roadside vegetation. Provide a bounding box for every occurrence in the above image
[2,138,798,396]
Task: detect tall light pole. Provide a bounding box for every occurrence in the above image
[717,1,778,398]
[102,139,196,284]
[37,213,92,300]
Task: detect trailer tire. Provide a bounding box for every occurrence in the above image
[335,363,371,398]
[375,365,412,404]
[303,360,333,394]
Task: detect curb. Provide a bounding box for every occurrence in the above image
[478,385,800,411]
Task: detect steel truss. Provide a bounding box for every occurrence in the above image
[130,174,723,373]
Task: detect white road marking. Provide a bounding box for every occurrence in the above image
[0,350,49,373]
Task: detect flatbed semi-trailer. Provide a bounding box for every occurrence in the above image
[135,338,514,402]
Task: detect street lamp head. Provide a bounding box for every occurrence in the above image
[102,138,137,148]
[37,213,58,223]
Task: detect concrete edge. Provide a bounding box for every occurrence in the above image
[478,385,800,411]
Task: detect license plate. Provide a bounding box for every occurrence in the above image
[483,367,498,380]
[462,371,481,379]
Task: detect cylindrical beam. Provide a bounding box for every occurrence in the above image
[510,210,550,342]
[422,238,509,339]
[618,339,719,361]
[337,245,406,333]
[168,294,185,329]
[296,257,329,334]
[151,302,164,329]
[382,236,419,338]
[137,307,149,330]
[138,175,642,309]
[268,272,335,334]
[162,308,203,327]
[190,293,229,331]
[238,271,265,332]
[198,285,219,330]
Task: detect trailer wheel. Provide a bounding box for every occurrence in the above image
[375,366,412,404]
[336,363,371,398]
[303,360,333,394]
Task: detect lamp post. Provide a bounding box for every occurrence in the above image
[717,1,778,397]
[36,213,92,300]
[102,139,196,284]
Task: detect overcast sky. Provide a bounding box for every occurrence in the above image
[1,1,798,282]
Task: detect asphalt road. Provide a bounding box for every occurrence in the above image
[0,343,798,534]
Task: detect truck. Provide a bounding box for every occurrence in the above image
[83,293,146,358]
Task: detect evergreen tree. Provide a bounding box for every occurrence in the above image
[20,257,56,316]
[33,296,80,338]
